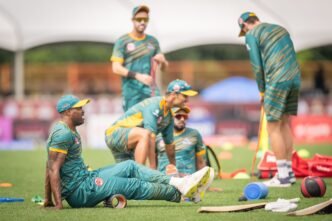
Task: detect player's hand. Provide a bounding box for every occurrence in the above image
[166,164,179,177]
[43,200,55,207]
[153,54,169,70]
[135,73,153,86]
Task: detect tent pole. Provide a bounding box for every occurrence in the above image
[14,50,24,100]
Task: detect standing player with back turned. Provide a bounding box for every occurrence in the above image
[238,12,301,187]
[111,5,168,111]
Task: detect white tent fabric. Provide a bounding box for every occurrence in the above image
[0,0,331,52]
[0,0,331,99]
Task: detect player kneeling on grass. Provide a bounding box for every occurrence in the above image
[105,79,197,169]
[44,95,214,209]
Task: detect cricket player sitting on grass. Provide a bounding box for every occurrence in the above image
[111,5,168,111]
[156,106,207,176]
[105,79,197,169]
[238,12,301,187]
[44,95,214,209]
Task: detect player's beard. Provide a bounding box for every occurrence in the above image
[135,24,146,34]
[174,123,185,132]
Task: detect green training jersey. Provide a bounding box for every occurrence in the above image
[105,96,174,144]
[46,122,89,199]
[156,128,206,175]
[111,33,161,97]
[245,23,301,93]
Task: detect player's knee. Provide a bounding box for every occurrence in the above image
[140,129,151,140]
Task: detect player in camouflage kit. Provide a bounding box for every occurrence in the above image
[111,5,168,111]
[43,94,213,209]
[238,12,301,187]
[156,106,206,175]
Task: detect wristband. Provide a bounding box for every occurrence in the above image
[127,71,137,79]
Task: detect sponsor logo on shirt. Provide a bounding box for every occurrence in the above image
[127,43,136,52]
[95,177,104,186]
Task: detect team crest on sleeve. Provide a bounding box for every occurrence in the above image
[95,177,104,186]
[126,43,136,52]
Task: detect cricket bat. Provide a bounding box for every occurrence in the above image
[287,198,332,216]
[198,202,268,213]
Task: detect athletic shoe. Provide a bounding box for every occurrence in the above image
[177,166,210,199]
[263,176,291,187]
[192,168,215,203]
[272,173,296,184]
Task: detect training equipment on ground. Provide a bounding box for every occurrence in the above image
[265,198,300,213]
[104,194,127,209]
[206,145,221,179]
[0,197,24,203]
[301,176,326,197]
[198,201,268,213]
[244,182,268,200]
[257,151,332,179]
[0,183,13,187]
[287,198,332,216]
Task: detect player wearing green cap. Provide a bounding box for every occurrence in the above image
[105,79,198,169]
[111,5,168,111]
[238,12,301,187]
[44,94,214,209]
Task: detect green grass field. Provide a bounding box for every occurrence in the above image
[0,144,331,221]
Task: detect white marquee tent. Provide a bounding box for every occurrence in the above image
[0,0,331,98]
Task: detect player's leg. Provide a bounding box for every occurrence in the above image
[127,127,155,166]
[98,160,171,185]
[65,175,181,207]
[263,83,291,187]
[283,78,301,184]
[105,127,134,162]
[100,161,213,199]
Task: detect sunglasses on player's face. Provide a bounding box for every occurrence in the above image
[175,114,188,120]
[133,17,149,23]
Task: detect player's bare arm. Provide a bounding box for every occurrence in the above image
[112,61,152,86]
[47,151,66,209]
[153,53,168,71]
[196,155,206,171]
[165,143,176,165]
[44,162,54,207]
[148,134,157,169]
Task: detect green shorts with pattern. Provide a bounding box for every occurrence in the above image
[264,76,301,122]
[105,127,134,162]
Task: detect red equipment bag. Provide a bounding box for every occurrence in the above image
[257,151,332,179]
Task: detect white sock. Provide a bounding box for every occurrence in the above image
[286,161,294,175]
[169,177,183,188]
[276,159,288,179]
